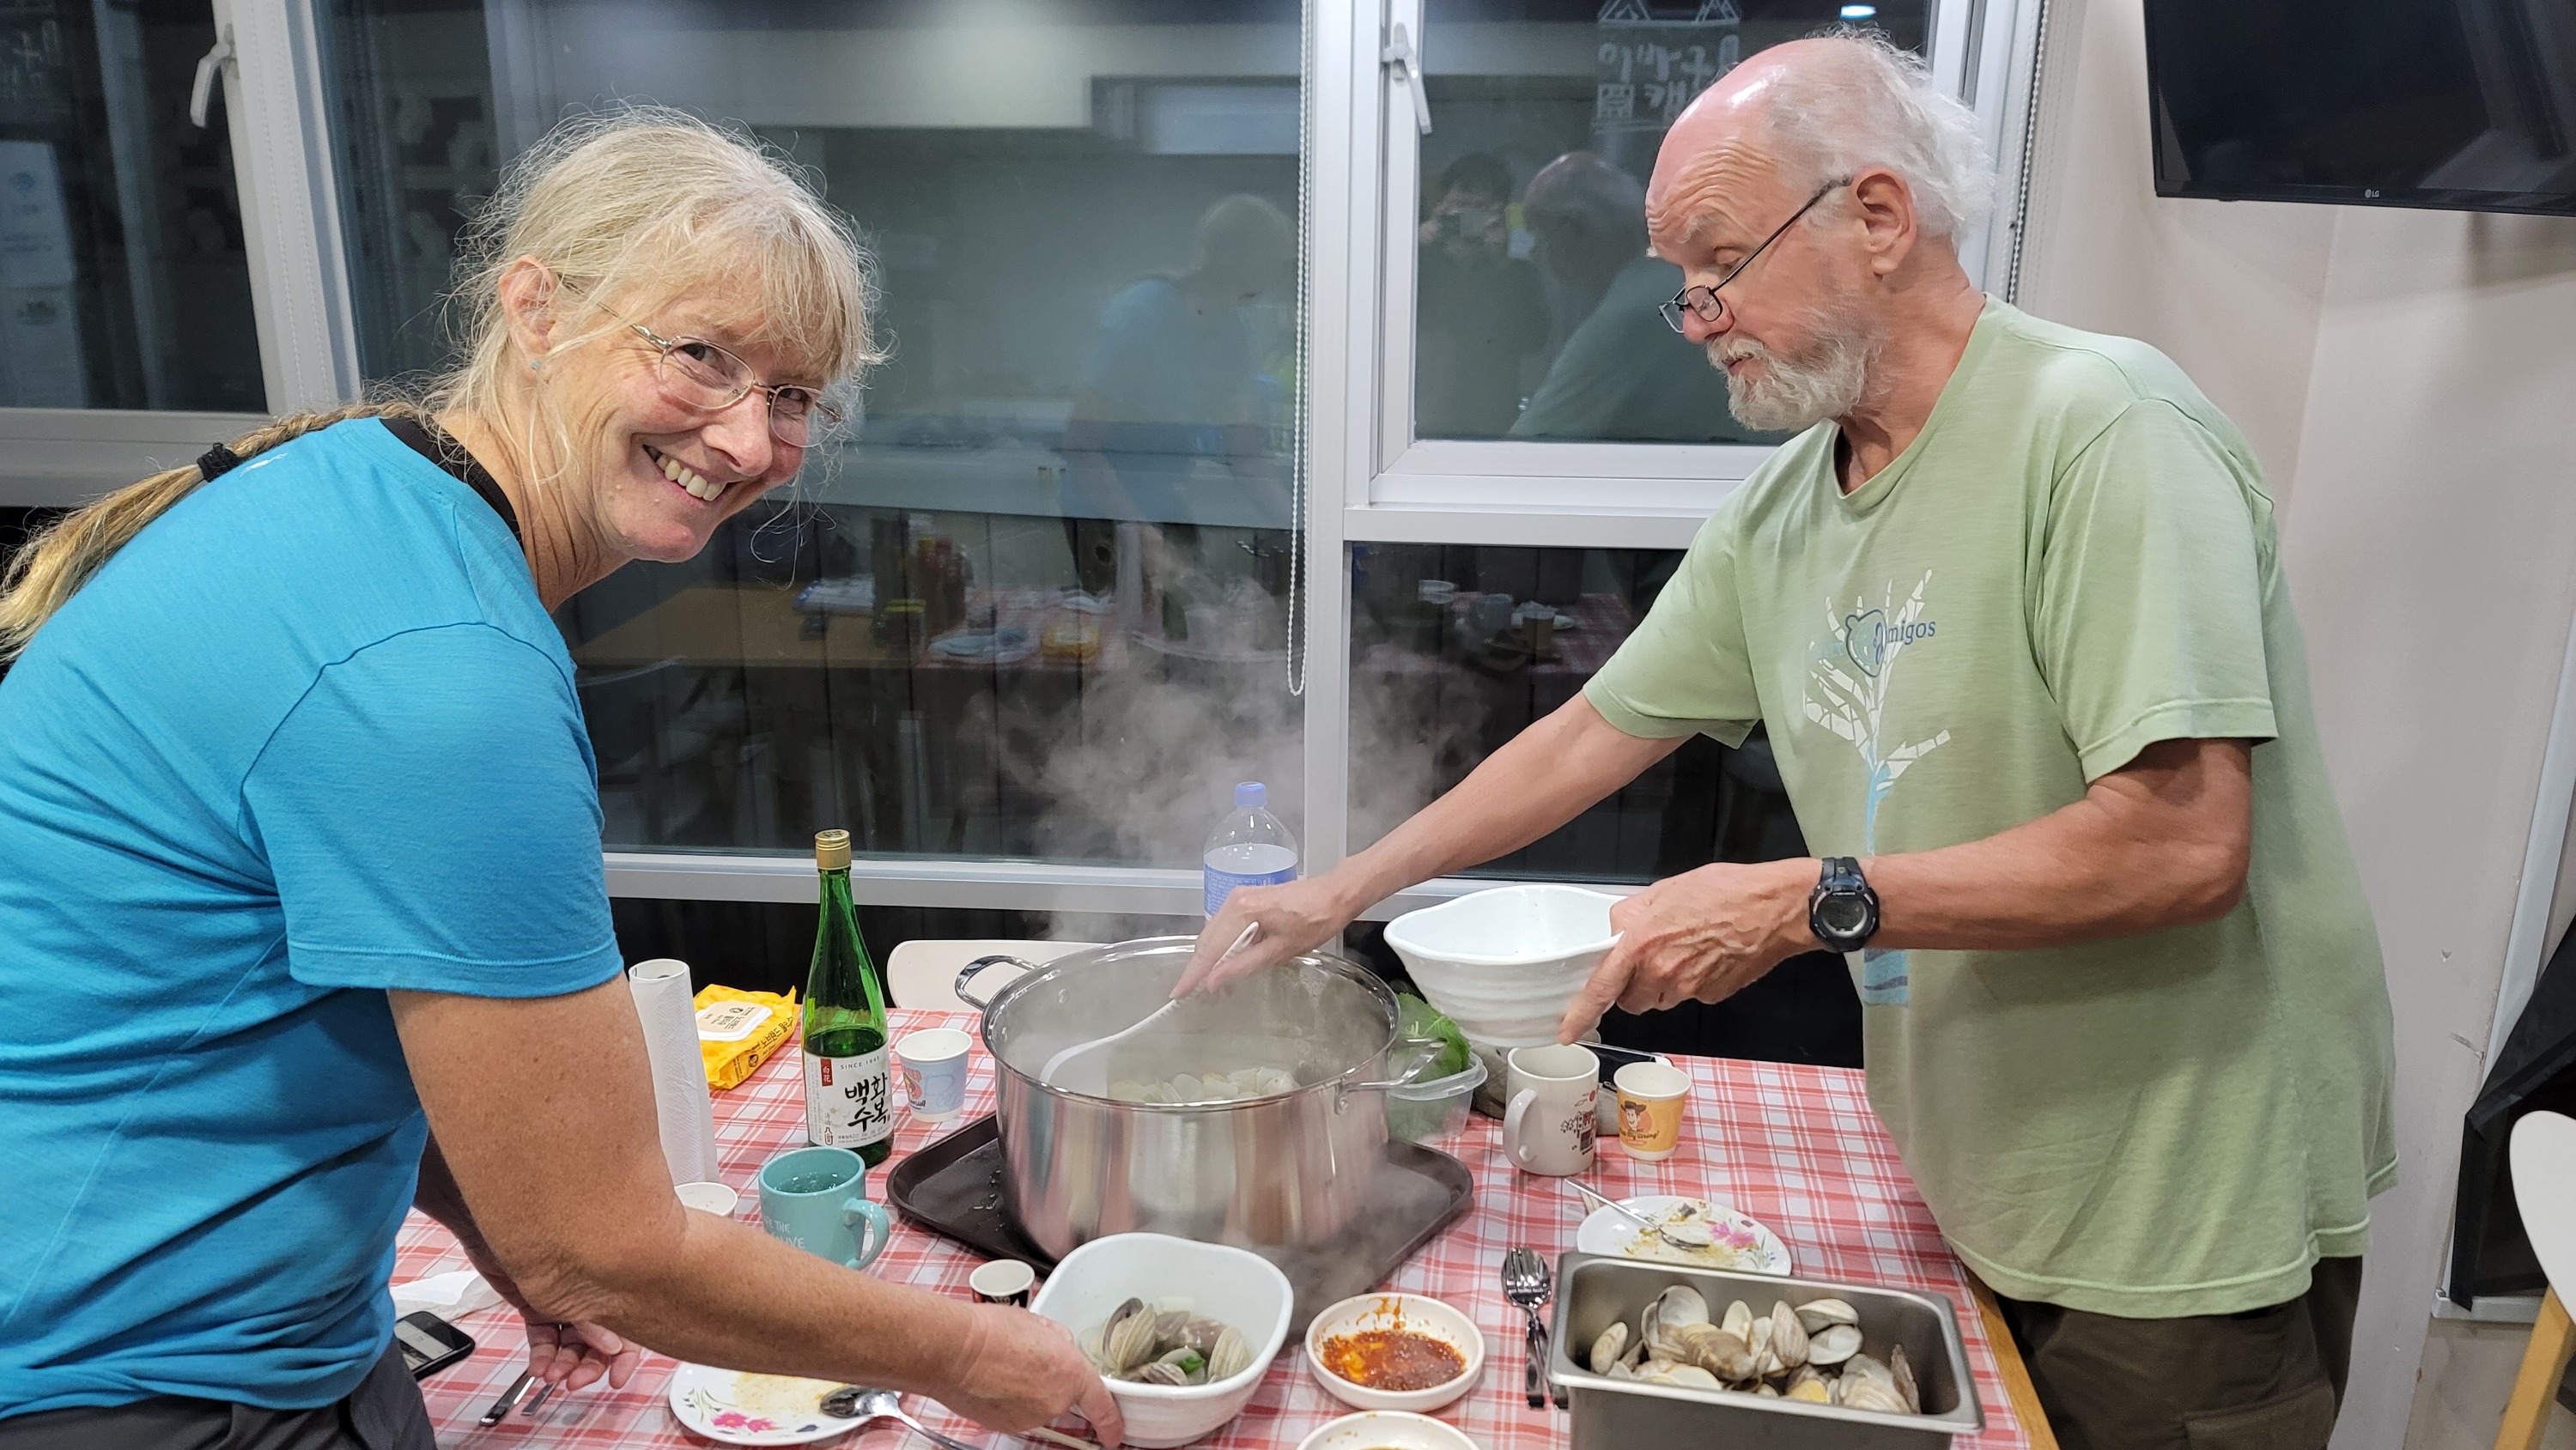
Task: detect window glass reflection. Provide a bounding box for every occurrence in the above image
[0,0,262,410]
[1348,541,1859,1063]
[322,0,1306,865]
[1411,0,1927,444]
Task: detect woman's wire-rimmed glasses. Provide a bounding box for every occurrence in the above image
[619,319,842,447]
[550,277,841,446]
[1658,178,1850,335]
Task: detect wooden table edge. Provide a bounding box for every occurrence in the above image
[1964,1269,2059,1450]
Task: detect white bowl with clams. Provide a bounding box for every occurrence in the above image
[1383,884,1621,1047]
[1294,1410,1479,1450]
[1302,1292,1485,1413]
[1030,1233,1293,1447]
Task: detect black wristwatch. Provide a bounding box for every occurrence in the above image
[1808,857,1880,953]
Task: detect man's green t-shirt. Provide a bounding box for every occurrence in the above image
[1583,299,2397,1318]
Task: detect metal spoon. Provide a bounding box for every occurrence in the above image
[817,1386,1103,1450]
[1564,1179,1716,1254]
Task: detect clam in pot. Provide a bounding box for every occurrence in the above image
[956,938,1431,1261]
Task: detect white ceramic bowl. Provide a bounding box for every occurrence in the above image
[1029,1233,1293,1447]
[1293,1410,1480,1450]
[1302,1292,1485,1413]
[1383,884,1621,1047]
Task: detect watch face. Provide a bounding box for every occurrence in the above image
[1816,893,1871,937]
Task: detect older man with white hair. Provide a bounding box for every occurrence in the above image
[1185,31,2397,1450]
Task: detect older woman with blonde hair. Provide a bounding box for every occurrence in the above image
[0,110,1120,1449]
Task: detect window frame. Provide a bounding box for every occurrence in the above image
[0,0,361,509]
[30,0,2038,918]
[1350,0,2041,543]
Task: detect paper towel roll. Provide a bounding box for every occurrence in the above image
[629,958,721,1186]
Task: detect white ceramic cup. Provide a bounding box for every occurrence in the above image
[675,1180,739,1216]
[897,1027,973,1121]
[1501,1044,1599,1176]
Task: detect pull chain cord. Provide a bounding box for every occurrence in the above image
[1285,0,1315,698]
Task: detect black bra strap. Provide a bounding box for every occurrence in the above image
[380,416,522,543]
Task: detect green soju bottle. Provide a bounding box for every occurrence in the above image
[803,828,894,1166]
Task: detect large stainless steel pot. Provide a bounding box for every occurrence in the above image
[956,937,1428,1261]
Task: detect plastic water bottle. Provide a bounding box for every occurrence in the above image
[1204,782,1299,917]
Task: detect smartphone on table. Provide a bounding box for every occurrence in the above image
[393,1309,477,1380]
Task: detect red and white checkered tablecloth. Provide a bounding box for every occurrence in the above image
[396,1008,2029,1448]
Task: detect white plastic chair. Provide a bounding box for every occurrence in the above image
[2496,1109,2576,1450]
[883,938,1098,1013]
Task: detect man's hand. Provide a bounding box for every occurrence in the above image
[946,1303,1126,1447]
[1173,874,1364,998]
[1557,859,1818,1042]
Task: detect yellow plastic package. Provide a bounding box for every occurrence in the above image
[692,984,798,1091]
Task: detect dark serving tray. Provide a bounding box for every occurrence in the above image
[885,1114,1474,1337]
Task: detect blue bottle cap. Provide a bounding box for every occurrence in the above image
[1235,782,1266,809]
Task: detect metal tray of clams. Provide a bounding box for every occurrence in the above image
[1547,1253,1984,1449]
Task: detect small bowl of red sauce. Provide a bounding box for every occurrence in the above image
[1303,1292,1485,1413]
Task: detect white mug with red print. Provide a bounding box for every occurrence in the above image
[1501,1044,1600,1176]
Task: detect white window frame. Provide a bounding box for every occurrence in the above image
[28,0,2035,919]
[1346,0,2039,553]
[0,0,359,511]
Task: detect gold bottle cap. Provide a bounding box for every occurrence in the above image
[814,829,852,871]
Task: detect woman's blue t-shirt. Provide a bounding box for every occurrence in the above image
[0,419,624,1416]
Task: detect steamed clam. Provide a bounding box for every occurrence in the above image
[1638,1361,1723,1389]
[1103,1298,1159,1372]
[1767,1300,1811,1369]
[1583,1285,1927,1417]
[1890,1343,1922,1414]
[1795,1298,1859,1332]
[1807,1322,1862,1366]
[1078,1297,1254,1386]
[1678,1324,1756,1382]
[1206,1325,1253,1382]
[1640,1285,1710,1359]
[1589,1321,1631,1375]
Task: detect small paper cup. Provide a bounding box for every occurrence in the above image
[969,1258,1036,1307]
[896,1027,973,1121]
[675,1180,739,1216]
[1614,1060,1691,1161]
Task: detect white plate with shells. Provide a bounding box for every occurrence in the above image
[1575,1195,1793,1275]
[1582,1285,1925,1415]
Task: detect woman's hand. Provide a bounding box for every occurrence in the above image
[945,1303,1125,1447]
[522,1317,646,1392]
[455,1232,646,1393]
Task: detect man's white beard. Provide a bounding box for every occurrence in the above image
[1707,298,1880,434]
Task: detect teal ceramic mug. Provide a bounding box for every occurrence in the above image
[756,1146,892,1271]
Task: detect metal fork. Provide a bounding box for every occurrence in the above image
[1499,1247,1553,1410]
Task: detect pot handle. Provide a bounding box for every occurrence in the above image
[954,956,1036,1012]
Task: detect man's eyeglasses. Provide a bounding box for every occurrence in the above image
[622,320,841,448]
[1658,178,1850,335]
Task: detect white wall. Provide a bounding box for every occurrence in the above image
[2015,2,2576,1447]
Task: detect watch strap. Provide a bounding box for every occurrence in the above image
[1809,856,1880,952]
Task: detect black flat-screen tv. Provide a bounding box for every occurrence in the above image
[2145,0,2576,215]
